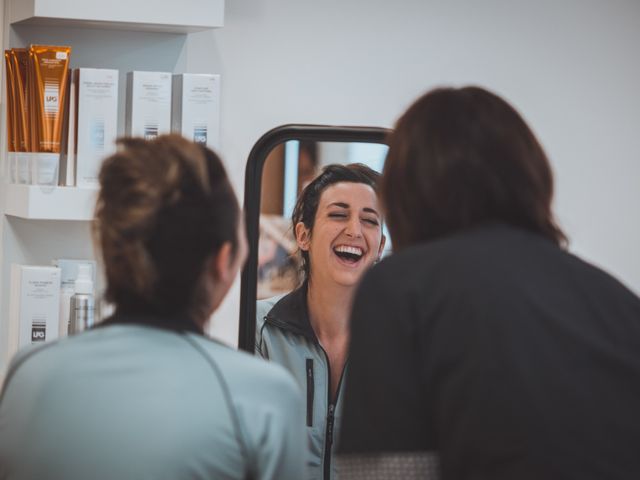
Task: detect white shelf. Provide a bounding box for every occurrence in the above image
[4,184,98,221]
[8,0,224,33]
[0,0,225,369]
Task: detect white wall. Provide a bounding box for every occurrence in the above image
[2,1,637,349]
[197,0,640,345]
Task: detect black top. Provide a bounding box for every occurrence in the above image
[264,282,318,342]
[339,224,640,479]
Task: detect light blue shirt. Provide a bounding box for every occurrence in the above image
[0,323,306,480]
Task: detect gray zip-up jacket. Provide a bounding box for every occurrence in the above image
[256,284,346,480]
[0,314,306,480]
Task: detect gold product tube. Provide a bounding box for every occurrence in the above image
[11,48,32,184]
[30,44,71,185]
[4,50,17,182]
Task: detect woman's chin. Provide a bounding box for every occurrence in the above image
[329,270,366,288]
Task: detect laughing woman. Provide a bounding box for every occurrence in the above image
[256,164,386,480]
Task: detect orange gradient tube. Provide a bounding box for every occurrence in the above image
[4,50,16,153]
[11,49,30,153]
[30,45,71,154]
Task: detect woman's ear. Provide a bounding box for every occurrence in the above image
[202,241,237,314]
[295,222,311,252]
[213,242,234,283]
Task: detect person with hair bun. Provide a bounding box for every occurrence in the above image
[0,135,306,480]
[338,87,640,479]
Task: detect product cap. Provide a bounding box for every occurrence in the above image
[74,263,94,295]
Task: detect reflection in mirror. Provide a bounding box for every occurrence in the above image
[257,140,389,299]
[254,138,389,480]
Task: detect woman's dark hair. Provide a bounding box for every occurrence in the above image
[94,134,239,319]
[382,86,567,251]
[291,163,381,280]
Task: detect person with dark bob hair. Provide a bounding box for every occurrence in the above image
[382,86,566,250]
[0,135,306,480]
[338,87,640,480]
[256,163,386,480]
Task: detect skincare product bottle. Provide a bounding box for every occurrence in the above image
[5,50,17,183]
[68,264,95,335]
[59,283,74,337]
[30,45,72,186]
[53,259,97,337]
[11,49,31,184]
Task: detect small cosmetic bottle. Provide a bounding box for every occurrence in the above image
[68,264,95,335]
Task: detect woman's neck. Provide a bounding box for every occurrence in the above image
[306,278,355,341]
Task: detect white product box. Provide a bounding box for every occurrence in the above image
[172,73,221,149]
[60,69,76,186]
[125,71,172,140]
[74,68,119,187]
[8,265,61,358]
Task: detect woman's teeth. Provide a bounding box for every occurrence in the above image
[334,245,363,256]
[334,245,364,262]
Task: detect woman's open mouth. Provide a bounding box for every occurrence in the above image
[333,245,364,266]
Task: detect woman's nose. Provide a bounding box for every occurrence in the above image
[345,218,363,238]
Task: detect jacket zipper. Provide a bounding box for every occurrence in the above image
[319,346,347,480]
[325,402,335,479]
[265,315,345,479]
[306,359,314,427]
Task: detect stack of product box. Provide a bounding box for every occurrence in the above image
[4,44,221,187]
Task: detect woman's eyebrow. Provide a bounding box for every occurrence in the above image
[327,202,350,209]
[363,207,380,217]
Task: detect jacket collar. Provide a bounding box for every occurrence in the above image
[264,282,318,342]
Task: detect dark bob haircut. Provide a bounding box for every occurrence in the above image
[382,86,567,251]
[292,163,381,280]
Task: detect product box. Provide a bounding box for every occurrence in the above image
[125,71,172,140]
[172,73,221,149]
[73,68,119,187]
[8,265,61,358]
[52,259,97,336]
[60,68,77,186]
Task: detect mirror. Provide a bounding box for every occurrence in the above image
[239,125,391,351]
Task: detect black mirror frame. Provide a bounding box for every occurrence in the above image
[238,124,392,352]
